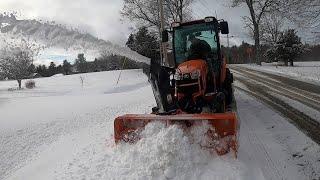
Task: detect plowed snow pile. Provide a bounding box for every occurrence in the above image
[57,122,249,180]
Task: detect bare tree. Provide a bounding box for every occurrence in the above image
[164,0,193,22]
[231,0,277,65]
[121,0,195,30]
[260,12,284,45]
[0,39,39,89]
[231,0,320,64]
[276,0,320,28]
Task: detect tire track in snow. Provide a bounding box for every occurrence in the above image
[1,96,154,180]
[232,66,320,100]
[236,92,283,180]
[231,66,320,144]
[231,67,320,112]
[0,110,105,180]
[234,78,320,144]
[236,89,320,179]
[5,99,155,180]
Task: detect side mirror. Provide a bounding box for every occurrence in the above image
[220,21,229,34]
[162,30,169,42]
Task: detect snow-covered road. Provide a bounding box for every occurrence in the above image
[237,90,320,179]
[0,69,319,180]
[231,65,320,143]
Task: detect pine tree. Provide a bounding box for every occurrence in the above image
[126,34,135,51]
[74,53,88,73]
[62,60,72,75]
[28,64,36,74]
[36,65,48,77]
[266,29,307,66]
[48,62,56,76]
[126,27,159,60]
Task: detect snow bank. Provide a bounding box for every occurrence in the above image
[236,61,320,84]
[51,73,64,77]
[57,122,247,180]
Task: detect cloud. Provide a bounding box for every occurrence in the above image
[2,0,315,47]
[0,0,252,46]
[0,0,255,46]
[0,0,133,45]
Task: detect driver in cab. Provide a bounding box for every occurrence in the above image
[187,34,211,61]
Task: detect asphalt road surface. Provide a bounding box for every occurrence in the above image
[231,65,320,145]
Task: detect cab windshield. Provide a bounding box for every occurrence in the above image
[173,23,218,64]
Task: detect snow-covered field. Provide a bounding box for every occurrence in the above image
[236,61,320,83]
[0,69,319,180]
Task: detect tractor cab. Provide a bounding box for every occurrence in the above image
[151,17,232,114]
[169,17,228,96]
[172,18,221,66]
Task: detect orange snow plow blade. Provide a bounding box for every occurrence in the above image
[114,112,238,157]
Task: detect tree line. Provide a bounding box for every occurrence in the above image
[0,40,148,89]
[223,29,317,66]
[29,53,148,78]
[121,0,319,66]
[127,24,316,67]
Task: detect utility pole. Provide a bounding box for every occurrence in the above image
[227,35,235,63]
[158,0,168,66]
[227,34,229,48]
[159,0,165,30]
[179,0,183,22]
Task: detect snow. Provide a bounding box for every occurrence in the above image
[0,15,150,65]
[236,61,320,83]
[50,73,64,77]
[0,23,10,28]
[0,69,319,180]
[236,90,320,180]
[63,122,246,180]
[269,92,320,123]
[0,69,152,179]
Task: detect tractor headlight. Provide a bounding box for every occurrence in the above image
[204,17,215,23]
[191,70,200,79]
[174,73,183,80]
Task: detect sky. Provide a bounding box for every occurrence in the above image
[0,0,254,47]
[0,0,132,44]
[0,0,317,47]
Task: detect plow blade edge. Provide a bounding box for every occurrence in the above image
[114,112,238,157]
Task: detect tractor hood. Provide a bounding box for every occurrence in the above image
[177,59,207,74]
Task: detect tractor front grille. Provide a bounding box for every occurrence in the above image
[176,79,199,94]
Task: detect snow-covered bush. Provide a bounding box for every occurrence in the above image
[0,39,40,88]
[265,29,308,66]
[25,80,36,89]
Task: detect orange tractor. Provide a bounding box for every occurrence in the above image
[114,17,238,157]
